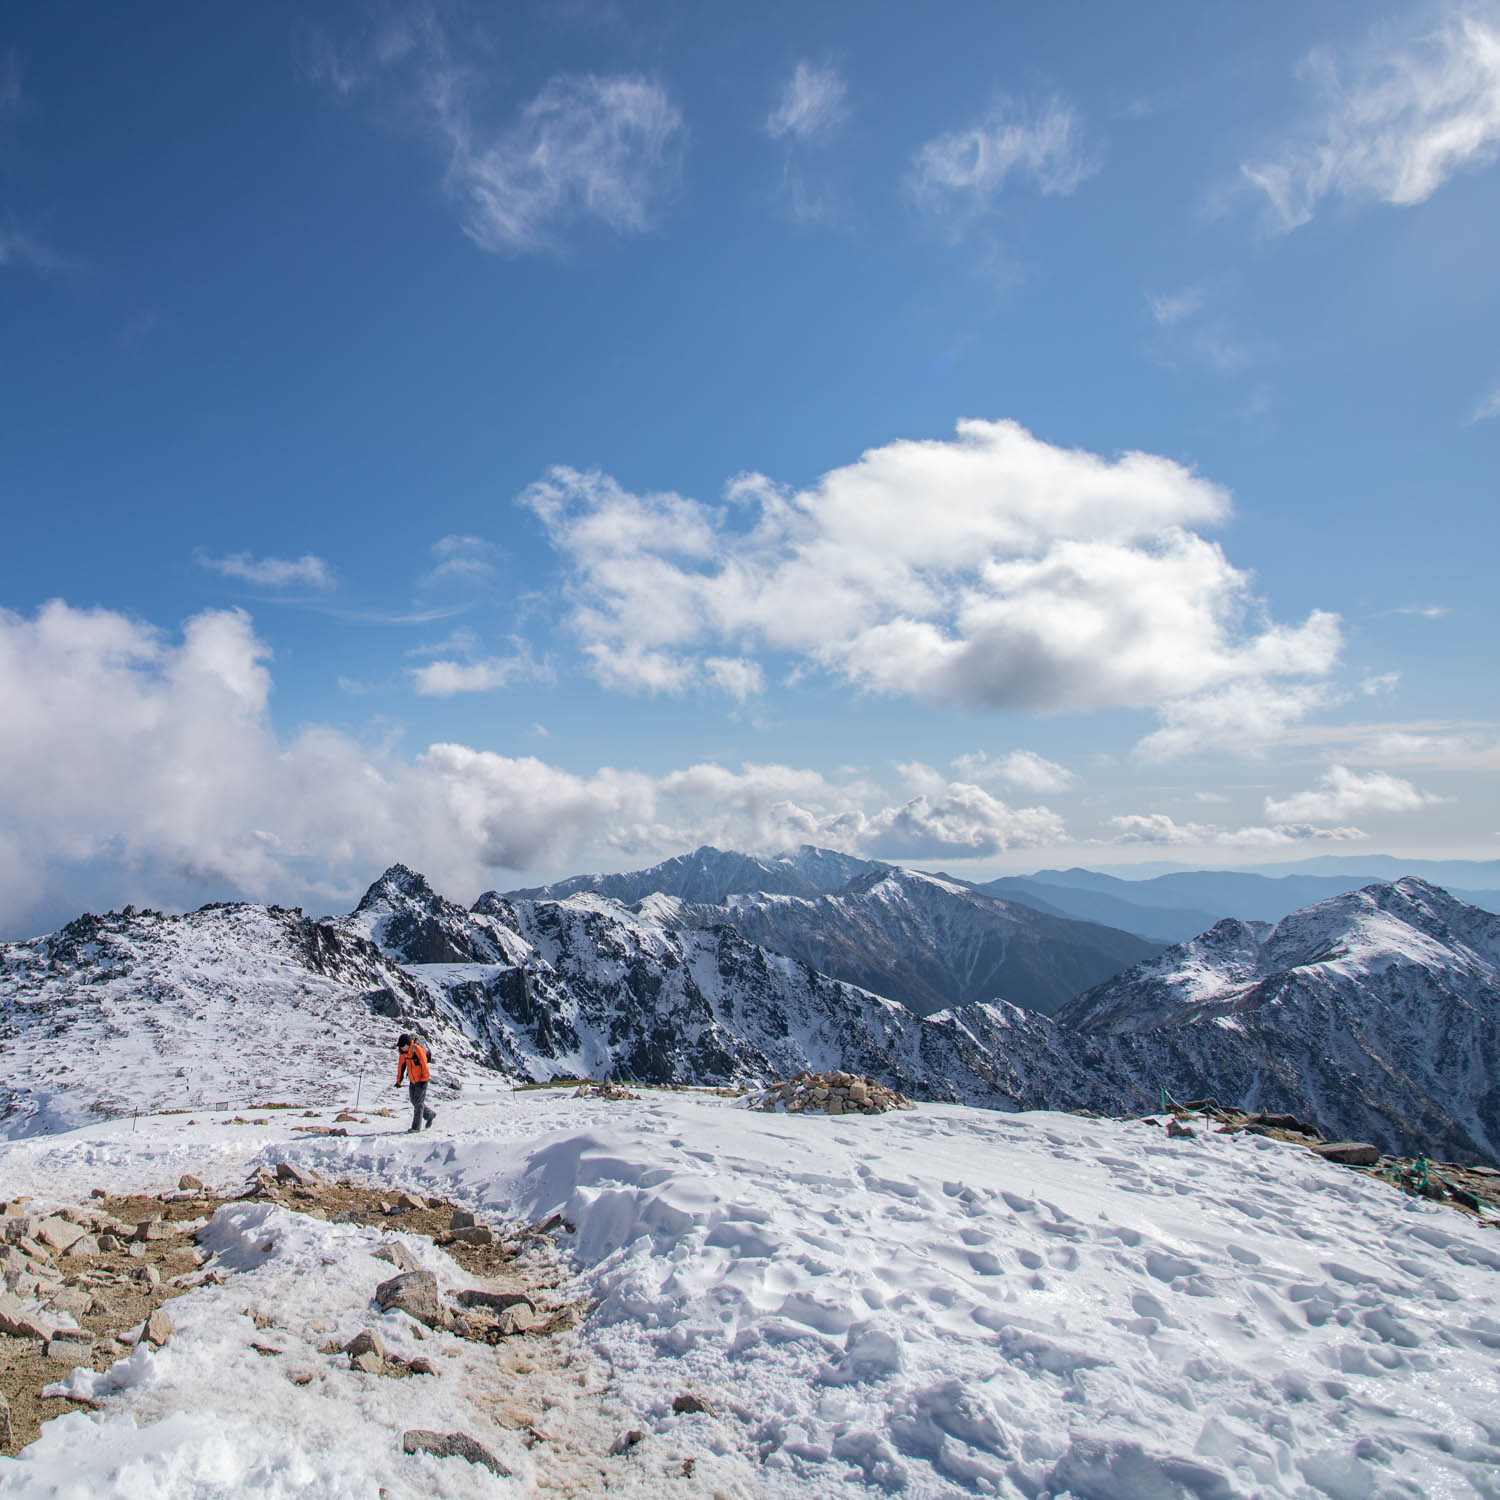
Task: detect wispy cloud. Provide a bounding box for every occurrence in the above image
[308,19,684,255]
[0,50,22,117]
[765,61,849,144]
[435,72,685,255]
[0,228,68,273]
[1472,383,1500,422]
[419,535,497,590]
[1108,812,1364,847]
[1392,604,1449,618]
[912,96,1099,216]
[1245,9,1500,230]
[196,551,335,590]
[1144,280,1254,374]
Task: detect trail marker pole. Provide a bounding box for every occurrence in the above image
[354,1067,364,1110]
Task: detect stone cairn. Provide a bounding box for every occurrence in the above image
[749,1069,915,1116]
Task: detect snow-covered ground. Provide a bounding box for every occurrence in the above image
[3,1090,1499,1498]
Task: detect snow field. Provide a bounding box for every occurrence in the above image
[3,1091,1500,1498]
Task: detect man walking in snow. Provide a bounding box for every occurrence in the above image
[395,1033,436,1133]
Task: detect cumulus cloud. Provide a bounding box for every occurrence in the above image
[0,601,1068,931]
[196,551,335,589]
[765,60,848,143]
[520,418,1341,745]
[1245,9,1500,230]
[913,96,1098,211]
[1263,764,1444,822]
[950,749,1075,795]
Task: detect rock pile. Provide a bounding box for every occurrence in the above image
[749,1070,915,1116]
[573,1081,641,1101]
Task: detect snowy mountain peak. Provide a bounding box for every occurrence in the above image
[353,862,438,911]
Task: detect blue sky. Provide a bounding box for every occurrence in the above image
[2,1,1499,932]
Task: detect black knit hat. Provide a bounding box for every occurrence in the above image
[396,1032,412,1047]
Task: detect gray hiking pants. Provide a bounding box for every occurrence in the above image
[408,1081,435,1132]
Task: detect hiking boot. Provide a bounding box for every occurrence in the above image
[423,1110,436,1129]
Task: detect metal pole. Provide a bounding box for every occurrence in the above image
[354,1067,364,1110]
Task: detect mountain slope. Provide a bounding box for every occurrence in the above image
[0,899,491,1137]
[670,867,1162,1016]
[1059,878,1500,1162]
[7,864,1500,1164]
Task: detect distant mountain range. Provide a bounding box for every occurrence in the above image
[4,849,1497,1163]
[959,866,1500,942]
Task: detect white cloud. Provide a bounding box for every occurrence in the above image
[913,96,1098,211]
[1393,604,1449,617]
[0,601,1069,930]
[433,71,684,254]
[1473,384,1500,422]
[1135,674,1339,761]
[1263,764,1444,822]
[951,749,1075,795]
[766,61,848,143]
[311,18,683,256]
[409,657,531,696]
[1108,812,1364,847]
[196,551,334,590]
[419,535,496,589]
[521,418,1341,741]
[1275,718,1500,771]
[1147,287,1206,327]
[703,656,765,702]
[1245,10,1500,230]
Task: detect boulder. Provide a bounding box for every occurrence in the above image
[449,1225,495,1247]
[372,1241,421,1274]
[133,1219,171,1243]
[34,1217,88,1253]
[0,1389,11,1449]
[375,1270,445,1329]
[63,1233,100,1261]
[449,1209,477,1231]
[1312,1142,1381,1167]
[275,1162,321,1188]
[351,1349,385,1374]
[407,1356,437,1377]
[401,1430,509,1477]
[344,1329,385,1360]
[45,1288,92,1320]
[178,1175,204,1193]
[453,1290,534,1315]
[673,1393,715,1416]
[143,1308,173,1346]
[492,1304,535,1336]
[0,1294,59,1342]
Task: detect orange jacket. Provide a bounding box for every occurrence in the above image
[397,1040,430,1085]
